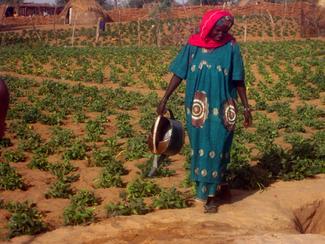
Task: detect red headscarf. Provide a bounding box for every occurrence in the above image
[188,9,234,48]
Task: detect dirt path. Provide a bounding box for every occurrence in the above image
[9,174,325,244]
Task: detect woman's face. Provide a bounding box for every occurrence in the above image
[208,24,228,42]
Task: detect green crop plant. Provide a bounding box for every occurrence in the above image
[45,160,79,200]
[39,112,65,126]
[283,133,304,145]
[0,162,25,190]
[113,89,141,110]
[126,178,161,200]
[85,118,105,142]
[125,134,148,160]
[48,126,75,150]
[259,131,324,181]
[91,149,127,189]
[21,106,42,124]
[297,84,320,100]
[254,113,279,150]
[88,97,107,113]
[152,187,189,209]
[63,190,99,226]
[70,190,100,207]
[142,91,159,107]
[33,143,56,156]
[90,148,127,175]
[94,170,124,189]
[117,113,134,138]
[90,148,115,167]
[139,105,156,130]
[266,102,292,117]
[45,179,74,199]
[277,116,305,133]
[28,154,51,171]
[63,204,95,226]
[5,201,46,238]
[72,111,88,123]
[104,136,121,155]
[106,198,151,217]
[311,68,325,91]
[295,104,324,129]
[3,150,26,163]
[63,140,88,160]
[0,138,12,148]
[18,132,42,152]
[49,160,78,179]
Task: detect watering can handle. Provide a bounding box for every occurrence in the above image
[165,108,175,120]
[152,108,175,154]
[152,115,161,154]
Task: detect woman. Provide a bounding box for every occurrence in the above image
[0,79,9,139]
[157,10,252,213]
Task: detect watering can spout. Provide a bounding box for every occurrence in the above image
[148,154,166,178]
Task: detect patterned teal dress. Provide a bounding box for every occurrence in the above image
[169,41,244,201]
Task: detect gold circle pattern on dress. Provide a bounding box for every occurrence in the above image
[201,169,207,177]
[192,99,205,121]
[199,149,204,157]
[209,151,216,159]
[212,171,218,178]
[225,104,236,125]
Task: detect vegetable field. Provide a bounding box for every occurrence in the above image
[0,38,324,239]
[0,15,300,47]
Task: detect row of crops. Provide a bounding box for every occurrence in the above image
[0,14,299,47]
[0,39,324,239]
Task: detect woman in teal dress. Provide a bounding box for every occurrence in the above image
[157,9,252,213]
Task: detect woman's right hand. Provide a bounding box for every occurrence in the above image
[156,98,167,115]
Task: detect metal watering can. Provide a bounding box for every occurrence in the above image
[147,109,185,177]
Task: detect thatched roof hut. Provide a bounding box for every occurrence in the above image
[59,0,109,25]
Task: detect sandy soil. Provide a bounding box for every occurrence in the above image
[6,174,325,244]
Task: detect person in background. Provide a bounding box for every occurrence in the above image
[157,9,252,213]
[0,79,10,139]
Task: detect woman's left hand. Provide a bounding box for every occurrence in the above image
[243,109,252,128]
